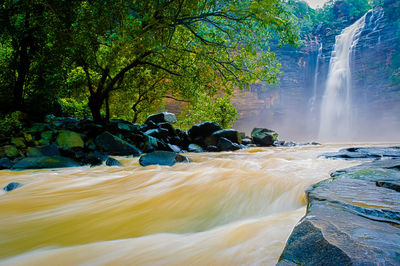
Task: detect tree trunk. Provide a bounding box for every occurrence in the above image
[88,94,104,124]
[13,16,31,111]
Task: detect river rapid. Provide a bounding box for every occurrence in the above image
[0,144,361,265]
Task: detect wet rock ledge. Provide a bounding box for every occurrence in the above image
[278,146,400,265]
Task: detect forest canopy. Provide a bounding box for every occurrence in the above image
[0,0,299,128]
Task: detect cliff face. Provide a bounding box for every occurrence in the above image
[233,2,400,141]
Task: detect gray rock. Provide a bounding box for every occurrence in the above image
[26,144,60,157]
[105,157,122,166]
[3,182,23,192]
[241,138,252,145]
[188,143,204,153]
[95,132,141,156]
[145,112,177,125]
[251,128,278,146]
[12,156,79,169]
[321,146,400,160]
[139,151,189,166]
[212,129,241,144]
[217,137,241,151]
[188,122,222,143]
[279,147,400,265]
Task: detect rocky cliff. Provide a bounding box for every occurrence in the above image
[233,1,400,141]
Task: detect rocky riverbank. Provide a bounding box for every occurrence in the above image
[0,112,293,171]
[278,146,400,265]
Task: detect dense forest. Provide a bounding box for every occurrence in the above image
[0,0,398,138]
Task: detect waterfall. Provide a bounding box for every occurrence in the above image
[318,12,369,141]
[310,39,323,114]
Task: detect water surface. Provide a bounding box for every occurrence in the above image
[0,144,360,265]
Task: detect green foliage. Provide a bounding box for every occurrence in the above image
[59,98,91,120]
[177,95,238,130]
[312,0,372,34]
[0,112,24,138]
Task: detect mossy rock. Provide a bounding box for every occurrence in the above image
[0,145,19,158]
[56,130,84,150]
[11,137,26,148]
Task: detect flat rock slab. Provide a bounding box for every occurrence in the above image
[279,202,400,265]
[279,147,400,265]
[321,146,400,160]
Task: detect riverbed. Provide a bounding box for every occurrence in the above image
[0,144,362,265]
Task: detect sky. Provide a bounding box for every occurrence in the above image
[302,0,329,9]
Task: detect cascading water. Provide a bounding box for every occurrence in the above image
[0,146,357,265]
[309,39,323,115]
[319,12,369,141]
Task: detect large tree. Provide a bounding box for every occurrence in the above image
[0,0,79,115]
[69,0,299,123]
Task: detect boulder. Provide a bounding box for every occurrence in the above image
[188,143,204,153]
[212,129,241,144]
[106,157,122,166]
[0,145,19,158]
[205,145,219,152]
[109,119,140,132]
[86,151,107,167]
[27,123,52,134]
[145,112,177,125]
[52,117,80,130]
[251,128,278,146]
[144,128,169,141]
[12,156,80,169]
[188,121,222,143]
[217,137,241,151]
[56,130,84,150]
[26,144,60,157]
[241,138,252,145]
[3,182,23,192]
[278,147,400,265]
[95,131,141,156]
[0,157,13,169]
[79,120,104,137]
[139,151,189,166]
[167,144,181,153]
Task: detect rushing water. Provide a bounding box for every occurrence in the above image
[319,12,368,141]
[0,145,359,265]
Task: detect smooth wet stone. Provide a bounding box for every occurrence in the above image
[279,147,400,265]
[217,137,240,151]
[95,132,141,156]
[187,122,222,143]
[145,112,177,125]
[212,129,241,144]
[0,158,13,169]
[188,144,204,153]
[251,128,278,146]
[12,156,79,169]
[139,151,189,166]
[278,201,400,265]
[26,144,60,157]
[322,146,400,160]
[56,130,84,150]
[105,157,122,166]
[3,182,23,192]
